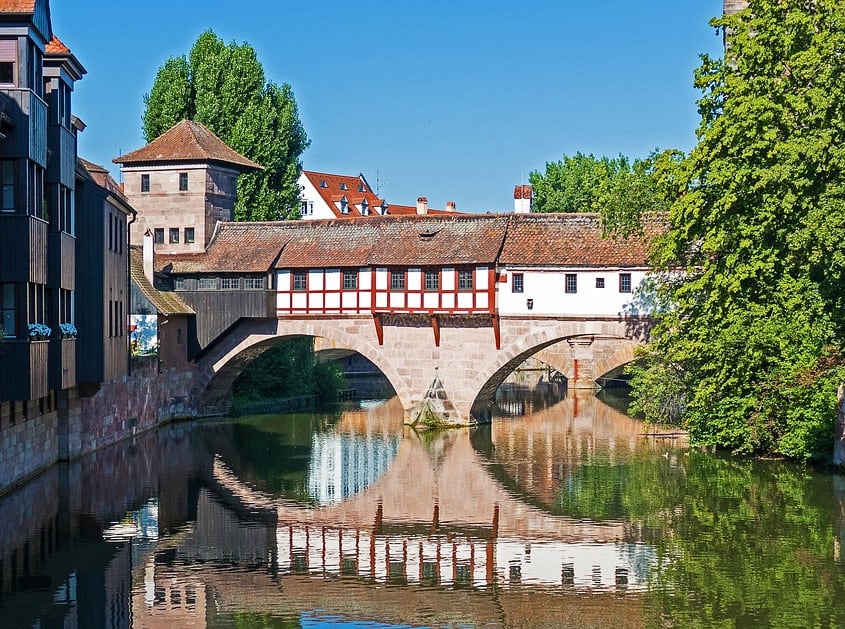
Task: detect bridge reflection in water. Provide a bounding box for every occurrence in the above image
[127,391,681,628]
[0,389,685,629]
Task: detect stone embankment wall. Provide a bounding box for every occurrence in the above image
[0,365,198,495]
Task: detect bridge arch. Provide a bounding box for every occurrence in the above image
[468,318,647,419]
[196,318,408,415]
[195,315,651,423]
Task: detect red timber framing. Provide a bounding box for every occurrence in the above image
[275,266,498,317]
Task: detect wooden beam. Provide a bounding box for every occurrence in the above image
[492,313,501,350]
[431,314,440,347]
[373,312,384,345]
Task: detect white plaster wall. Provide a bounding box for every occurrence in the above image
[408,269,421,291]
[325,270,340,291]
[297,173,336,220]
[375,268,388,290]
[442,268,455,290]
[476,267,489,290]
[359,269,372,290]
[497,268,650,316]
[277,270,290,291]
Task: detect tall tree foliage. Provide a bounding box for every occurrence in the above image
[529,149,681,236]
[142,30,309,220]
[629,0,845,461]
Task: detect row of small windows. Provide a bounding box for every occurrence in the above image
[153,227,195,245]
[318,179,367,193]
[511,273,633,294]
[291,269,475,292]
[174,277,265,291]
[140,172,189,193]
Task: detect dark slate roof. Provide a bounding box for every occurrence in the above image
[159,215,509,274]
[129,247,194,315]
[113,120,262,172]
[499,213,660,267]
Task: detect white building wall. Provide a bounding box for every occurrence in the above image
[497,268,650,316]
[297,173,336,220]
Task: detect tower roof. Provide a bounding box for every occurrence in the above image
[113,120,262,172]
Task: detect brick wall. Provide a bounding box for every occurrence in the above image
[0,366,198,495]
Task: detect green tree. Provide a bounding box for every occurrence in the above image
[142,30,309,220]
[629,0,845,461]
[529,149,680,236]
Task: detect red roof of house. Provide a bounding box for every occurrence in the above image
[159,214,509,274]
[0,0,36,13]
[79,158,128,201]
[45,34,68,54]
[499,213,661,267]
[302,170,458,218]
[113,120,262,172]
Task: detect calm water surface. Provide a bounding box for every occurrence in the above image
[1,387,844,628]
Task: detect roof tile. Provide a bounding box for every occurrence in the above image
[114,120,262,172]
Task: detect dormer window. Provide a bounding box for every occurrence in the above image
[358,183,365,192]
[360,199,369,216]
[319,180,328,188]
[340,197,348,214]
[379,202,388,215]
[339,182,348,191]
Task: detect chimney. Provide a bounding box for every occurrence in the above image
[514,185,533,214]
[446,201,456,212]
[143,228,154,283]
[416,196,428,215]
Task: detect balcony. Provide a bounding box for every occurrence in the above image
[0,214,48,283]
[0,339,49,401]
[0,88,48,165]
[48,230,75,289]
[49,337,76,391]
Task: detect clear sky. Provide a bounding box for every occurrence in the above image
[51,1,724,214]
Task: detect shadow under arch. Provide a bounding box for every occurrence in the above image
[196,319,406,414]
[469,328,643,419]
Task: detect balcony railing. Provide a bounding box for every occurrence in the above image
[0,214,48,283]
[0,88,48,165]
[0,339,49,401]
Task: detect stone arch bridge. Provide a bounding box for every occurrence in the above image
[195,313,650,424]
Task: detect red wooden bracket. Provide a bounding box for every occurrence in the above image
[431,314,441,347]
[373,313,384,345]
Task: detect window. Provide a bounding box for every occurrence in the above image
[458,270,473,290]
[390,270,405,291]
[293,271,307,291]
[0,39,16,86]
[140,174,150,192]
[169,228,179,244]
[197,277,217,290]
[1,283,15,337]
[596,277,605,289]
[1,160,14,212]
[319,180,328,188]
[512,273,524,293]
[339,182,348,190]
[153,228,164,244]
[619,273,632,293]
[340,198,348,214]
[425,270,439,291]
[565,274,577,294]
[184,227,195,243]
[174,278,186,290]
[343,270,357,290]
[179,172,188,191]
[243,277,265,290]
[220,277,239,290]
[300,200,309,217]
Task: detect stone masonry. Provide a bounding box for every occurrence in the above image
[196,314,650,424]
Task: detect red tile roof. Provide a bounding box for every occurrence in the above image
[156,213,666,275]
[302,170,458,218]
[129,247,194,316]
[0,0,35,13]
[114,120,262,172]
[79,158,127,201]
[499,213,662,267]
[45,34,68,54]
[159,215,509,274]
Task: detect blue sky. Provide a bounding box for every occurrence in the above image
[51,1,724,214]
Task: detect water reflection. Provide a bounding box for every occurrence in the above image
[1,389,844,628]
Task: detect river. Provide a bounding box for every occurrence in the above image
[0,386,843,628]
